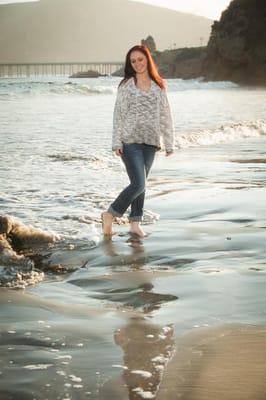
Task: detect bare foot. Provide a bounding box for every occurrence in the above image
[129,223,147,238]
[101,212,113,236]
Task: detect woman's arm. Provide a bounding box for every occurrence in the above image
[112,86,124,152]
[159,89,175,154]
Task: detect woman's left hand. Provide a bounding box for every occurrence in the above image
[115,148,123,157]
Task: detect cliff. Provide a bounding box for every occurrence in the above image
[202,0,266,85]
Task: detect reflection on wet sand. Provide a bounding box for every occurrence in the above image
[97,236,266,400]
[115,318,174,399]
[102,234,147,262]
[98,237,176,399]
[99,237,178,312]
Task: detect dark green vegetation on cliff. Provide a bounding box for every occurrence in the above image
[202,0,266,85]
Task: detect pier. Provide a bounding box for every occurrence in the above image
[0,62,124,78]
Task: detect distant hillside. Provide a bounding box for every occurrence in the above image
[202,0,266,85]
[0,0,212,63]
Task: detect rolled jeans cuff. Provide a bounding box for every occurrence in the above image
[107,205,123,218]
[128,216,143,222]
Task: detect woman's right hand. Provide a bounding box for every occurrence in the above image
[115,148,123,157]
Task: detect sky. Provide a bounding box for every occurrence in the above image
[0,0,232,20]
[131,0,232,20]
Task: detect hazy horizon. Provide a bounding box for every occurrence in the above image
[0,0,212,63]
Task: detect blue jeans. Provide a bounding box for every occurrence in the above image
[108,143,156,221]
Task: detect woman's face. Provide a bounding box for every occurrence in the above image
[130,50,148,74]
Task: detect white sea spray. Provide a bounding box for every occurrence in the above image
[69,374,82,382]
[24,364,53,370]
[176,120,266,149]
[130,370,153,378]
[132,387,155,399]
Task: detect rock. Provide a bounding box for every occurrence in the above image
[0,215,57,249]
[0,215,59,287]
[112,67,124,77]
[141,35,157,53]
[0,214,57,271]
[154,47,206,79]
[111,36,206,80]
[70,69,102,78]
[202,0,266,85]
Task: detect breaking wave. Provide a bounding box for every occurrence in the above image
[0,80,116,97]
[176,120,266,148]
[0,77,239,98]
[168,78,238,91]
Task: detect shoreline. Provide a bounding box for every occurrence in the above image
[1,75,266,399]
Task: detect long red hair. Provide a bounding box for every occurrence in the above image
[119,45,165,90]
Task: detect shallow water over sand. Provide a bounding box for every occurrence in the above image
[0,76,266,399]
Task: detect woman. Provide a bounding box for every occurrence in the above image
[102,44,174,237]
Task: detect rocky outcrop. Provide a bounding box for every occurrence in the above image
[154,47,206,79]
[202,0,266,85]
[0,215,58,287]
[112,36,206,80]
[70,70,103,78]
[141,35,157,53]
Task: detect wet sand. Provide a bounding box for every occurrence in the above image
[157,325,266,400]
[99,324,266,400]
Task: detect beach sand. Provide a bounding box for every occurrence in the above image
[98,324,266,400]
[157,325,266,400]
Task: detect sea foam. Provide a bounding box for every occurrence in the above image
[176,120,266,148]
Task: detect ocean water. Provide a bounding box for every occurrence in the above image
[0,75,266,399]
